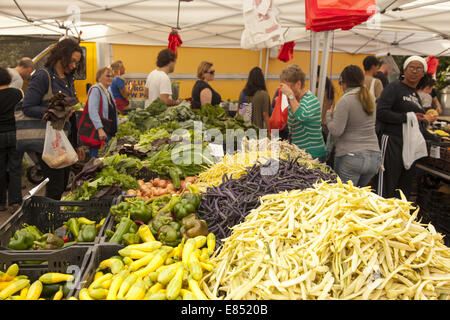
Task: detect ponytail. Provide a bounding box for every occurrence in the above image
[359,85,375,115]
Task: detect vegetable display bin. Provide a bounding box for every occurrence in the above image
[97,195,133,246]
[72,243,123,298]
[0,195,117,250]
[0,245,92,299]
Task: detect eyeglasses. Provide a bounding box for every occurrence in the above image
[406,65,424,73]
[206,70,215,75]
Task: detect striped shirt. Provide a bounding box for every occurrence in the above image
[287,91,326,159]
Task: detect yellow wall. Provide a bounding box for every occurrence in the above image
[109,43,370,103]
[74,42,97,103]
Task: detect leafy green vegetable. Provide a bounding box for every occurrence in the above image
[116,121,141,139]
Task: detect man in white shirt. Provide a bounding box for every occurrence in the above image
[144,49,180,106]
[7,57,34,90]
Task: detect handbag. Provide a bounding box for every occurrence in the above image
[15,69,67,153]
[78,86,115,148]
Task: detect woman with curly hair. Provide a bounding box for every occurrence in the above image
[21,37,86,200]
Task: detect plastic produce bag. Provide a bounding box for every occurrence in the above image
[402,112,428,170]
[238,102,253,123]
[269,87,288,132]
[42,121,78,169]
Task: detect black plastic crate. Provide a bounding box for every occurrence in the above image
[0,245,92,298]
[72,243,123,298]
[420,141,450,172]
[0,196,116,250]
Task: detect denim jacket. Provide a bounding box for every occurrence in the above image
[22,67,80,147]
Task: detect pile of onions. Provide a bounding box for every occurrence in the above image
[126,176,197,201]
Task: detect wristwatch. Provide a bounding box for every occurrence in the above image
[288,94,295,100]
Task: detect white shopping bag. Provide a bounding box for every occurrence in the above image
[42,122,78,169]
[402,112,428,170]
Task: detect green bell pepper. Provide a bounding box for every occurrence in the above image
[180,214,209,239]
[129,202,152,223]
[122,233,141,246]
[158,224,181,247]
[150,212,174,236]
[7,229,36,250]
[22,224,43,240]
[33,233,64,250]
[78,224,97,242]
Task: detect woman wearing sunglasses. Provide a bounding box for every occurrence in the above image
[325,65,380,187]
[375,56,437,200]
[191,61,222,108]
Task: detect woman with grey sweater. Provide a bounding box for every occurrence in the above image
[86,67,118,158]
[325,65,381,187]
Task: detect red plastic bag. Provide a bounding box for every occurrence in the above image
[305,0,375,32]
[426,56,439,75]
[269,87,289,132]
[168,29,183,56]
[277,41,295,62]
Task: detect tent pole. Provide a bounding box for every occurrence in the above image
[310,31,319,93]
[259,49,263,69]
[317,31,332,115]
[264,48,269,81]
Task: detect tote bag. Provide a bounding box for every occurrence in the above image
[78,87,115,148]
[15,69,59,153]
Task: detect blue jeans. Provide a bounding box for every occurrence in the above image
[334,151,381,188]
[89,136,111,159]
[0,131,23,206]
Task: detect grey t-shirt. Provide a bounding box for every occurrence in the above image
[7,68,23,90]
[325,88,380,158]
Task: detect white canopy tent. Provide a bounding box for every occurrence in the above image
[0,0,449,57]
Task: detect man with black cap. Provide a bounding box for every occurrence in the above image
[363,56,383,99]
[375,56,437,200]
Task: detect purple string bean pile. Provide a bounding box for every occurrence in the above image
[197,158,337,246]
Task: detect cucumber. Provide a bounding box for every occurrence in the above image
[41,282,70,298]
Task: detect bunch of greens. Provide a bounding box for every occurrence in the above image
[63,166,139,201]
[116,121,141,140]
[101,153,143,176]
[99,136,140,158]
[143,142,212,189]
[135,127,172,151]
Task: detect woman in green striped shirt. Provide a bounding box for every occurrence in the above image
[280,65,327,161]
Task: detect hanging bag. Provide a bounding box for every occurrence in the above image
[15,69,66,153]
[78,86,115,148]
[42,122,78,169]
[269,87,289,132]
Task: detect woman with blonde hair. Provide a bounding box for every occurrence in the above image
[325,65,381,187]
[191,61,222,108]
[85,67,118,158]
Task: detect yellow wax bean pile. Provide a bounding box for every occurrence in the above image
[197,151,273,188]
[204,179,450,300]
